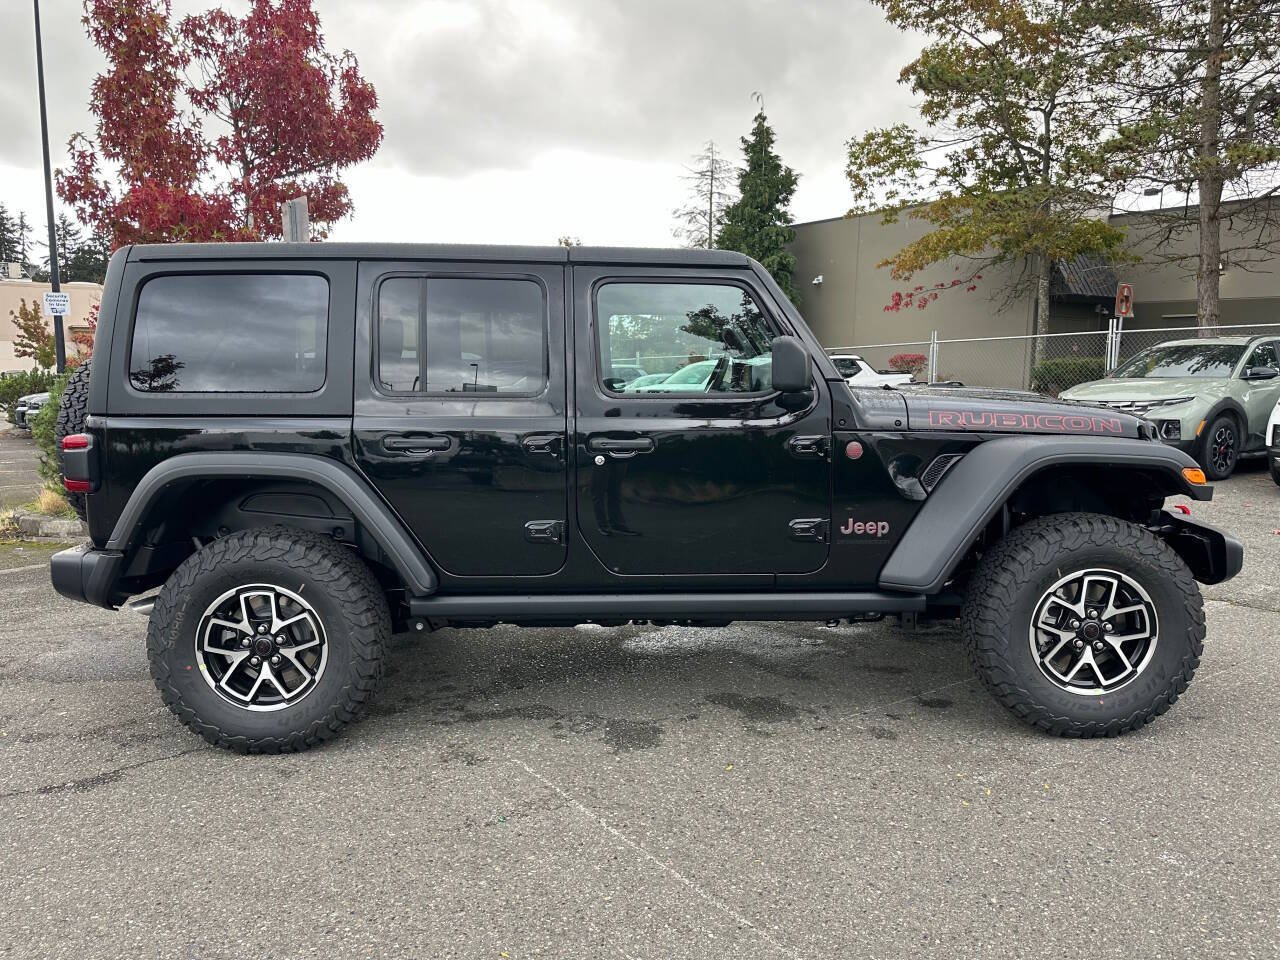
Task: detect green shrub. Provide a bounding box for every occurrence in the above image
[1031,356,1105,395]
[0,369,58,423]
[31,370,70,491]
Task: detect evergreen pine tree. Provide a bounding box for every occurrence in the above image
[716,109,800,304]
[0,204,15,266]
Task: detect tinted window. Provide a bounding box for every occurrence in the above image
[596,282,775,395]
[1247,341,1279,371]
[131,274,328,392]
[1112,343,1245,379]
[377,277,546,395]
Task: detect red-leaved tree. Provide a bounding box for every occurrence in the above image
[58,0,382,249]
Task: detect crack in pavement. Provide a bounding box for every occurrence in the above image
[0,747,205,800]
[509,755,812,960]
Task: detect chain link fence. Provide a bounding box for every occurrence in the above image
[833,321,1280,397]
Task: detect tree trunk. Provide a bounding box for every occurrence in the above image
[1196,0,1226,333]
[1033,254,1052,371]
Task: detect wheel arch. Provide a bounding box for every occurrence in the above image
[878,435,1210,594]
[107,453,438,597]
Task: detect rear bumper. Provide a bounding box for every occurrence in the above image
[1157,511,1244,585]
[50,544,126,609]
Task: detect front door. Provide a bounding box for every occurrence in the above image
[572,267,831,577]
[353,261,568,578]
[1241,339,1280,448]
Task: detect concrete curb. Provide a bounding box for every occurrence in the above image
[11,508,87,540]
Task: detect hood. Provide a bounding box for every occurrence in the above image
[1060,377,1215,402]
[18,392,49,405]
[898,384,1150,439]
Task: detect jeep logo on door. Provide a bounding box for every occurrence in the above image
[840,518,890,538]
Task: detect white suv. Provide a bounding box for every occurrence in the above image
[829,354,914,387]
[1267,397,1280,486]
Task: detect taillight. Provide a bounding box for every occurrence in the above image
[64,478,91,493]
[62,434,90,450]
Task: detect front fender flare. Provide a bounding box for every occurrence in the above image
[106,452,438,596]
[878,435,1209,594]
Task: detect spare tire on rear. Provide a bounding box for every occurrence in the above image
[55,357,92,522]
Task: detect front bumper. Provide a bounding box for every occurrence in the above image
[50,544,126,609]
[1157,511,1244,585]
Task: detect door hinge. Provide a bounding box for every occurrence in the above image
[789,518,829,542]
[787,435,829,460]
[524,520,565,544]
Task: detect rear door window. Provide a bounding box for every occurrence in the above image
[376,276,547,395]
[130,274,328,393]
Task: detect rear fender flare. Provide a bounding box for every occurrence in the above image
[106,452,438,596]
[878,435,1209,594]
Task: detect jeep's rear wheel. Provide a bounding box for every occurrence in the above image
[147,527,387,752]
[962,513,1203,737]
[54,358,91,521]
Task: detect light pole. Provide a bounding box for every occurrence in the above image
[33,0,66,373]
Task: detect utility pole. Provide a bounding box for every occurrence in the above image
[33,0,66,372]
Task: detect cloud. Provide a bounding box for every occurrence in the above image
[0,0,920,242]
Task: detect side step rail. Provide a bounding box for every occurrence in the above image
[407,591,925,623]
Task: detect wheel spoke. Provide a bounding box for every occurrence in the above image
[1104,638,1134,672]
[217,650,252,692]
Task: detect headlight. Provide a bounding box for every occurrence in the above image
[1156,420,1182,441]
[1150,397,1194,408]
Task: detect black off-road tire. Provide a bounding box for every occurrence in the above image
[1270,458,1280,487]
[962,513,1204,738]
[1199,413,1239,481]
[54,357,92,521]
[147,527,388,752]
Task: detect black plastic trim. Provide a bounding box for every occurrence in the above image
[407,591,924,621]
[105,452,437,596]
[1157,510,1244,585]
[879,435,1212,594]
[51,543,127,608]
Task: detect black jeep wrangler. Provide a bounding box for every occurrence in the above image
[51,243,1243,751]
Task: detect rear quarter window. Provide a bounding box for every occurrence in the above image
[129,274,329,393]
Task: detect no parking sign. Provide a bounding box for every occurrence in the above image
[1114,283,1134,319]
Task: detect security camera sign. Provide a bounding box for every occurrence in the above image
[42,292,70,316]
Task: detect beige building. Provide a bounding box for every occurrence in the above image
[0,278,101,372]
[792,206,1280,350]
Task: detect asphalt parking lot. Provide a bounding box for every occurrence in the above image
[2,462,1277,960]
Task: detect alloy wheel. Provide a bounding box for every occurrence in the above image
[1210,423,1237,476]
[1027,568,1159,696]
[195,584,328,711]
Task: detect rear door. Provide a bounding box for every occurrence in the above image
[572,266,832,578]
[353,260,568,578]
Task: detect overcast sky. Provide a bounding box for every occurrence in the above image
[0,0,919,247]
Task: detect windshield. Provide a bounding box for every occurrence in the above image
[1111,343,1245,379]
[832,358,860,377]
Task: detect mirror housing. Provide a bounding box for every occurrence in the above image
[771,336,812,393]
[1244,366,1279,381]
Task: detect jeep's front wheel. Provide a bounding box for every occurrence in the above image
[962,513,1204,737]
[147,527,388,752]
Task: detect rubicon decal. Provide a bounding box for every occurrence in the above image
[840,518,890,538]
[927,410,1123,434]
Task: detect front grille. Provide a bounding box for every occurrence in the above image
[921,453,963,491]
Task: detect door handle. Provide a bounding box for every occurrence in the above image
[382,434,450,455]
[589,437,655,458]
[522,434,562,456]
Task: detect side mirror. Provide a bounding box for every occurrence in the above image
[771,335,812,393]
[1244,366,1279,381]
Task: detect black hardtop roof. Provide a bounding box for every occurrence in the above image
[125,242,755,268]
